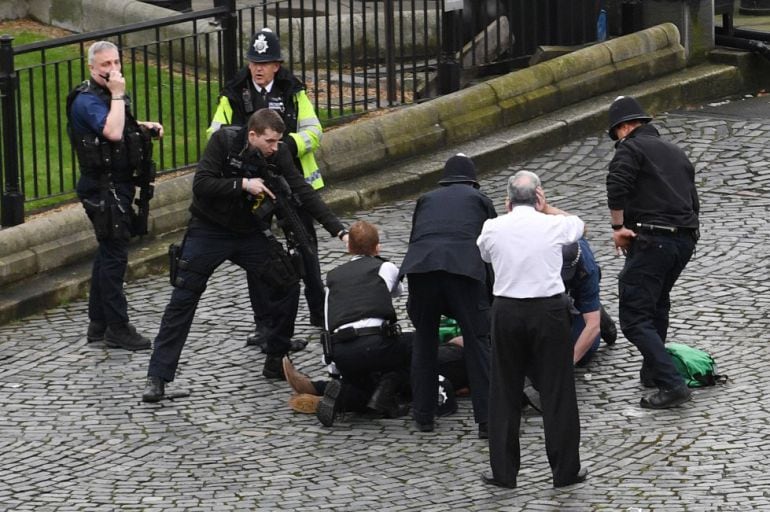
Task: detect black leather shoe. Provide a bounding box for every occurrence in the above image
[523,384,543,413]
[481,471,516,489]
[415,420,434,432]
[245,326,268,349]
[554,467,588,488]
[142,376,165,403]
[263,354,286,380]
[86,321,106,343]
[288,338,308,353]
[640,385,691,409]
[317,378,342,427]
[104,324,151,351]
[600,306,617,345]
[478,422,489,439]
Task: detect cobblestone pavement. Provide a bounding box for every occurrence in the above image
[2,98,770,511]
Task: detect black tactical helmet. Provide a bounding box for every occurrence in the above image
[607,96,652,140]
[438,153,479,188]
[246,28,283,63]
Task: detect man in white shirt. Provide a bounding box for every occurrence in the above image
[476,170,588,489]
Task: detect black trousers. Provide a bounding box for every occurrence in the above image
[147,220,299,382]
[247,208,325,326]
[488,295,581,487]
[407,271,491,425]
[333,332,413,411]
[79,180,134,328]
[619,231,695,390]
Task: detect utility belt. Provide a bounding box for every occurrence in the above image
[81,175,132,242]
[633,222,699,240]
[329,321,401,344]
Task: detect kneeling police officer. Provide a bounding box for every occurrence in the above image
[142,108,346,402]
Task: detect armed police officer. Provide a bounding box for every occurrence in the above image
[208,28,327,344]
[67,41,162,351]
[142,108,346,402]
[606,96,699,409]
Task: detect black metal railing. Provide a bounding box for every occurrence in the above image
[1,0,597,226]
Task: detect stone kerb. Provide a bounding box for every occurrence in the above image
[0,207,92,288]
[320,23,684,185]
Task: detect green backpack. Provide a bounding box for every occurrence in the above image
[665,342,727,388]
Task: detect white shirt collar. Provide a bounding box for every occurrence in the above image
[252,79,274,94]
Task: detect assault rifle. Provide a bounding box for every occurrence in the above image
[131,126,158,236]
[251,164,315,265]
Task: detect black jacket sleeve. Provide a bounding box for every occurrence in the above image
[274,143,344,237]
[193,128,244,200]
[606,141,640,211]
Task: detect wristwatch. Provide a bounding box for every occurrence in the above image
[611,224,624,231]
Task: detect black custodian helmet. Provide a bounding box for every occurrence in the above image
[246,28,283,63]
[607,96,652,140]
[438,153,479,188]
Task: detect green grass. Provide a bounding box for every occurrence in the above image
[10,29,220,212]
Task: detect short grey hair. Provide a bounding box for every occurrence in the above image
[88,41,119,65]
[507,170,541,207]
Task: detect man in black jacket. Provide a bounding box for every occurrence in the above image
[400,154,496,436]
[142,109,346,402]
[208,28,327,339]
[606,96,700,409]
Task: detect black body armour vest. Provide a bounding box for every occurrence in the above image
[66,80,146,181]
[326,256,397,332]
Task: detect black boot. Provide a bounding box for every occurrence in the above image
[600,306,617,345]
[142,376,165,403]
[263,354,286,380]
[368,372,401,418]
[105,323,151,351]
[640,385,692,409]
[317,378,343,427]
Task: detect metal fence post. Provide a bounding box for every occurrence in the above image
[216,0,239,82]
[383,0,397,105]
[0,35,24,227]
[438,0,462,94]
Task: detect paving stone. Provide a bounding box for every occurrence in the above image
[1,103,770,509]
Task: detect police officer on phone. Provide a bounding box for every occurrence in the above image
[67,40,163,351]
[606,95,700,409]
